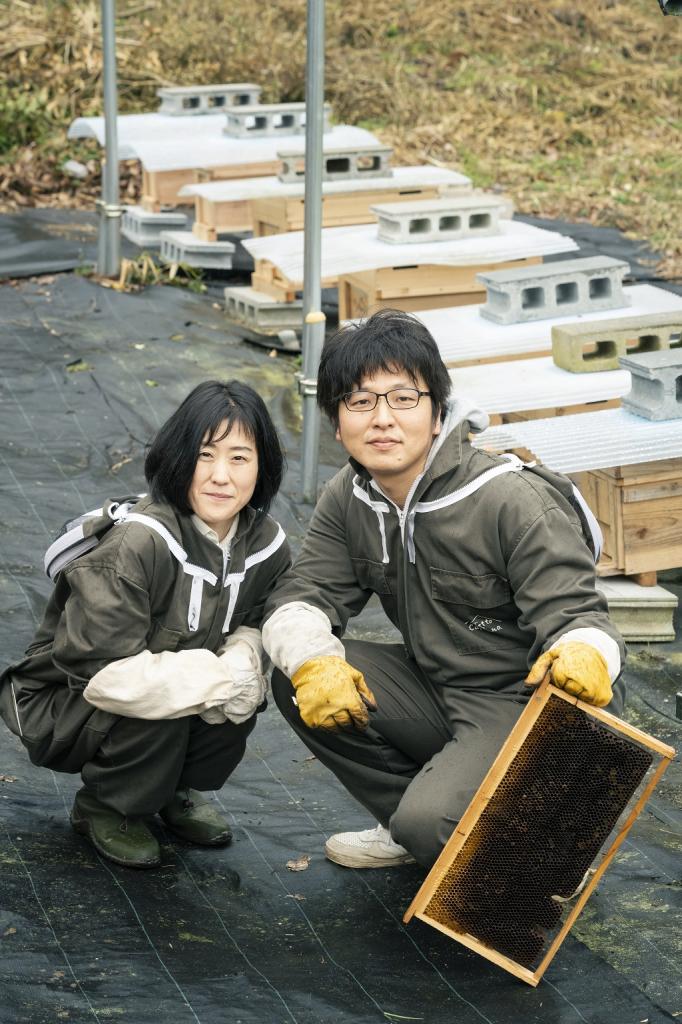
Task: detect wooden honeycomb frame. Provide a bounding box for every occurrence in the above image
[404,679,675,986]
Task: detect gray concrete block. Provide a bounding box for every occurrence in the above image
[277,144,393,183]
[157,84,261,116]
[596,576,677,642]
[620,349,682,420]
[372,194,506,244]
[478,256,630,325]
[159,231,234,270]
[224,103,331,139]
[224,285,303,331]
[121,206,189,248]
[552,312,682,372]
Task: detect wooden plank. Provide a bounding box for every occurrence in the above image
[621,493,682,574]
[501,398,621,423]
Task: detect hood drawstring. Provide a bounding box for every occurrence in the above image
[352,476,390,564]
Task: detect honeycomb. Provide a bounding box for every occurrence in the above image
[424,694,654,969]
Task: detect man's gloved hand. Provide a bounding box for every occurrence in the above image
[291,656,377,730]
[525,641,612,707]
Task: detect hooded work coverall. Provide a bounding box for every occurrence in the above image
[0,496,290,816]
[263,401,625,867]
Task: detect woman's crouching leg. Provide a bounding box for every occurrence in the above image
[80,713,255,817]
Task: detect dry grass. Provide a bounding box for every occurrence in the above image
[1,0,680,276]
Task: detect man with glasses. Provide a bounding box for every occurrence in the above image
[263,309,624,870]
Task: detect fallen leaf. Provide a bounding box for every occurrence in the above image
[65,359,92,373]
[170,333,185,342]
[284,893,306,901]
[133,343,145,350]
[144,379,159,387]
[3,926,17,936]
[286,855,310,872]
[0,775,17,782]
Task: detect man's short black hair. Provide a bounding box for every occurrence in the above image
[145,380,284,519]
[317,308,452,425]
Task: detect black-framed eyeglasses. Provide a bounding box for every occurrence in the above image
[340,388,431,412]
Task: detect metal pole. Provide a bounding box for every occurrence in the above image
[299,0,326,503]
[97,0,121,277]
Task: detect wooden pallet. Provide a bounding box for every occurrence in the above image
[141,161,279,212]
[338,257,542,321]
[404,678,674,986]
[571,458,682,579]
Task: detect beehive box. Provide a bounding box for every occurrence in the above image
[404,680,674,985]
[573,458,682,577]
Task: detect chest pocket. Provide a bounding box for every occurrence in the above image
[351,557,392,596]
[430,568,520,656]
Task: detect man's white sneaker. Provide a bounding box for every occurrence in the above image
[324,824,416,868]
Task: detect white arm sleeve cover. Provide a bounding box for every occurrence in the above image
[262,601,345,678]
[550,627,621,683]
[83,625,269,723]
[203,626,268,725]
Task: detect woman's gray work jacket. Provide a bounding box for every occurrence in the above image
[0,496,290,766]
[265,423,624,695]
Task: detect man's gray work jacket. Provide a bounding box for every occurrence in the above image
[265,421,623,694]
[0,496,290,767]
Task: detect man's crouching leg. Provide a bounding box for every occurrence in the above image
[390,692,527,868]
[272,640,459,868]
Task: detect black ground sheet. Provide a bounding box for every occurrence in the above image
[0,214,680,1024]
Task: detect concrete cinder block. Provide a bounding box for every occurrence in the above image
[224,285,303,331]
[478,256,630,325]
[552,312,682,372]
[157,84,261,116]
[596,577,678,642]
[372,194,506,245]
[159,231,234,270]
[121,205,189,248]
[224,103,331,139]
[277,144,394,183]
[620,349,682,420]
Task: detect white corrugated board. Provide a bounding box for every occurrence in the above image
[68,117,380,170]
[68,112,227,160]
[392,284,682,364]
[472,407,682,473]
[242,220,578,282]
[450,356,630,415]
[178,165,472,202]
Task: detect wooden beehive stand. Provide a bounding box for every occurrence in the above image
[404,678,675,986]
[191,182,451,242]
[249,183,446,239]
[338,257,542,321]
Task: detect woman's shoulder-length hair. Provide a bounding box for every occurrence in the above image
[144,379,285,518]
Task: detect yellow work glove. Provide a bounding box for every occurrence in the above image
[291,656,377,731]
[525,641,612,707]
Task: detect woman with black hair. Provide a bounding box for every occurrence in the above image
[0,380,290,869]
